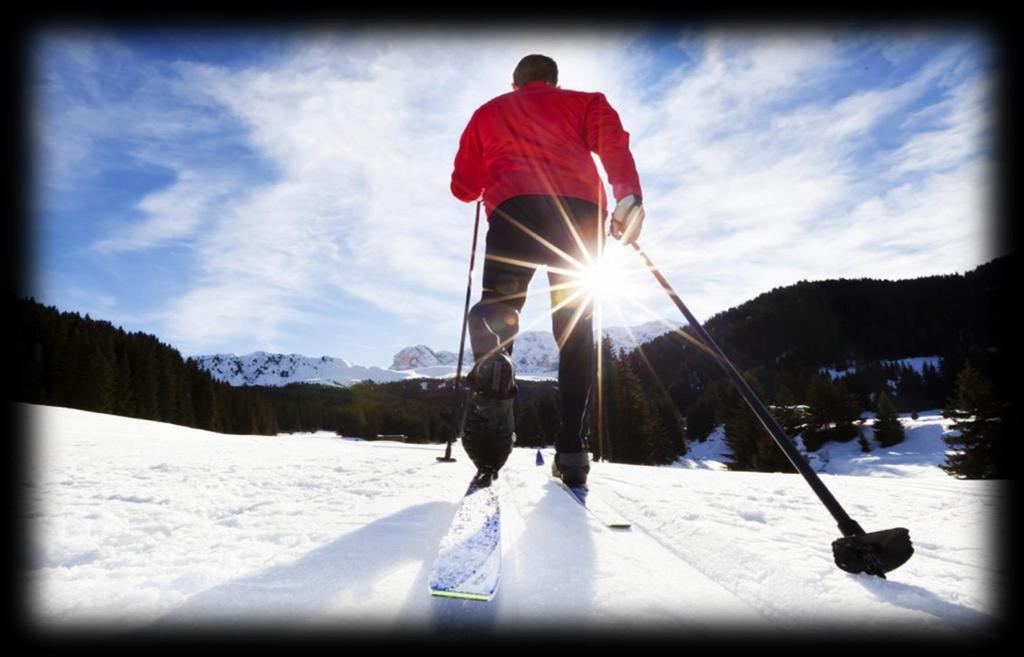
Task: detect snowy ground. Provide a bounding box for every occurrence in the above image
[677,409,965,478]
[20,403,1007,642]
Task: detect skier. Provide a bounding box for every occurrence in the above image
[450,54,645,490]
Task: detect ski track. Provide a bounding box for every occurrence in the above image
[496,452,775,635]
[21,403,1004,639]
[589,462,1003,637]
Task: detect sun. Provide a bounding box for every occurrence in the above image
[571,244,640,306]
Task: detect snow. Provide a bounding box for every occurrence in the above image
[677,410,959,479]
[822,355,942,379]
[801,411,958,479]
[21,403,1004,640]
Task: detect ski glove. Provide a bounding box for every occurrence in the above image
[610,194,644,245]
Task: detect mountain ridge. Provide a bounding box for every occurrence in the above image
[194,320,683,387]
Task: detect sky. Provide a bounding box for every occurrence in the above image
[26,22,1000,369]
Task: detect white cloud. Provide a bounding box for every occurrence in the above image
[886,74,992,177]
[160,280,307,351]
[152,30,648,350]
[36,27,995,358]
[93,169,239,253]
[589,29,995,333]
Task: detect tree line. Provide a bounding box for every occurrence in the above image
[13,297,451,440]
[14,253,1011,479]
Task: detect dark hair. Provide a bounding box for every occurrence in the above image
[513,54,558,87]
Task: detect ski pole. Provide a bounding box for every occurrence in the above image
[629,240,913,578]
[438,200,483,463]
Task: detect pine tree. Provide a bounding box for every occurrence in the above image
[612,348,648,465]
[195,366,213,428]
[515,403,545,448]
[922,362,945,410]
[802,375,834,452]
[685,401,716,443]
[873,390,905,448]
[595,337,621,462]
[537,391,560,448]
[895,365,927,412]
[646,394,686,465]
[90,336,118,414]
[803,375,862,451]
[772,383,805,438]
[723,372,768,471]
[942,362,1008,479]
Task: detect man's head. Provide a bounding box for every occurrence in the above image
[512,54,558,89]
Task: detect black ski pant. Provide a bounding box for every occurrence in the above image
[468,195,603,455]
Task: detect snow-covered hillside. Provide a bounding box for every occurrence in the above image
[22,403,1004,640]
[677,409,958,478]
[821,356,943,380]
[193,321,682,387]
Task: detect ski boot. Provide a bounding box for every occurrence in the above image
[551,451,590,489]
[461,350,517,479]
[470,467,498,490]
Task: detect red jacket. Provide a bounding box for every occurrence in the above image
[451,81,642,217]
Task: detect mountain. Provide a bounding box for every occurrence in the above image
[194,352,411,387]
[390,345,461,370]
[696,256,1009,371]
[602,320,682,353]
[195,320,684,387]
[625,256,1011,416]
[23,401,1001,638]
[503,320,683,374]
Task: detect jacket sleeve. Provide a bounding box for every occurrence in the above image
[584,93,643,203]
[450,112,485,202]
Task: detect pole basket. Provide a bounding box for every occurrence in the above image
[832,527,914,579]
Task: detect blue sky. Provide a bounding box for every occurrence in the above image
[28,24,998,368]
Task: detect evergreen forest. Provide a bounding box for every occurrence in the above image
[14,255,1013,479]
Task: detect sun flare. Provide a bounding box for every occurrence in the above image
[571,246,640,306]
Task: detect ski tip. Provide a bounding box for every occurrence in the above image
[568,485,589,505]
[430,588,495,602]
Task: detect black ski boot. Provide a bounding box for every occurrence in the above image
[461,351,517,478]
[471,468,498,490]
[552,451,590,489]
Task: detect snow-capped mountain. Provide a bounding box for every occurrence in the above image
[602,320,682,352]
[496,320,683,374]
[506,330,559,373]
[195,321,683,387]
[194,352,409,387]
[390,345,462,370]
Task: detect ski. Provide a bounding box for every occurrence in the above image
[428,471,501,601]
[550,476,631,530]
